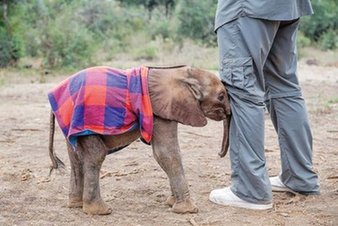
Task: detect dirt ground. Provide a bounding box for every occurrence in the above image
[0,63,337,226]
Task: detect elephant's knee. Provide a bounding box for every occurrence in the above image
[152,146,169,161]
[78,136,107,163]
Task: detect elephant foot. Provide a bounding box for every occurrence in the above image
[83,200,112,215]
[165,195,176,207]
[68,197,83,208]
[172,199,198,214]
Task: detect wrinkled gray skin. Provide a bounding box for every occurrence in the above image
[49,66,231,215]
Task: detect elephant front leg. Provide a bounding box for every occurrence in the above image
[67,142,84,208]
[165,187,176,207]
[152,117,198,214]
[78,135,112,215]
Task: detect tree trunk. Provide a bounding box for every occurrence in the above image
[2,0,11,34]
[2,0,8,21]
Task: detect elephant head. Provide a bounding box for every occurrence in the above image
[147,66,231,157]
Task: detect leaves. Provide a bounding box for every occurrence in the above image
[1,0,337,68]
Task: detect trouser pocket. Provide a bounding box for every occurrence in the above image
[220,57,255,92]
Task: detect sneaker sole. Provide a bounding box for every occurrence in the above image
[271,186,297,194]
[209,197,273,210]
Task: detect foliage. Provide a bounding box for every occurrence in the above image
[300,0,338,49]
[297,32,311,48]
[149,15,172,39]
[6,0,150,68]
[117,0,176,17]
[5,0,96,68]
[0,0,22,67]
[0,0,337,68]
[174,0,217,46]
[318,29,338,50]
[0,26,22,67]
[133,43,158,60]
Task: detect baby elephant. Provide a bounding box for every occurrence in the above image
[48,65,231,215]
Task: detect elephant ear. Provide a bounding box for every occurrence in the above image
[148,66,207,127]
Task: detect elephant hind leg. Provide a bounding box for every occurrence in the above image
[67,142,84,208]
[78,135,112,215]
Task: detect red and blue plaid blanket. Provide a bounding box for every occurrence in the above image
[48,66,153,147]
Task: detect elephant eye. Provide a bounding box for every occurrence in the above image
[218,93,225,102]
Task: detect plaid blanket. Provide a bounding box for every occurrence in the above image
[48,66,153,147]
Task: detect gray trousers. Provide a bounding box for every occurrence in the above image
[217,17,320,204]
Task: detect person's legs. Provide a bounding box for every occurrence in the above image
[267,97,319,194]
[264,20,320,194]
[210,17,280,206]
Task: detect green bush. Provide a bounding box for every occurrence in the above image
[133,44,158,60]
[297,32,312,48]
[0,1,23,68]
[149,17,172,39]
[0,27,22,67]
[319,29,338,50]
[174,0,217,46]
[35,5,98,68]
[300,0,338,49]
[2,0,337,69]
[43,23,96,68]
[7,0,145,68]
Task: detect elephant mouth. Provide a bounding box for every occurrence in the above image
[205,108,226,121]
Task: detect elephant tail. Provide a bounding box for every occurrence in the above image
[49,111,65,176]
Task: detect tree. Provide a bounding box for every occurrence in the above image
[0,0,22,67]
[117,0,176,18]
[175,0,217,45]
[300,0,338,49]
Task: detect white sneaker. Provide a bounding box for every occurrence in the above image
[209,187,273,210]
[270,176,296,194]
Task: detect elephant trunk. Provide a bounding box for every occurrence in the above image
[219,115,231,158]
[219,89,231,158]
